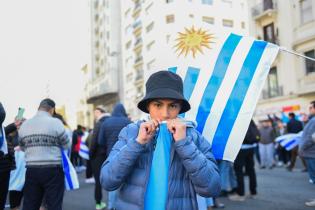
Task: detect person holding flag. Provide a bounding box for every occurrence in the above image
[100,71,221,210]
[18,98,71,210]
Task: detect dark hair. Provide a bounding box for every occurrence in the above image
[288,112,295,118]
[311,100,315,108]
[53,112,67,126]
[39,98,55,111]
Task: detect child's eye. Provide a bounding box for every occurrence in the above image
[170,104,179,109]
[154,103,162,108]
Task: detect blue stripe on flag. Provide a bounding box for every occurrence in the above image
[168,67,177,73]
[284,139,296,149]
[62,151,73,189]
[80,149,89,155]
[212,40,267,159]
[196,34,242,133]
[181,67,200,118]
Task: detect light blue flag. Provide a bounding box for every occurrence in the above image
[9,151,26,191]
[0,126,8,154]
[61,149,79,190]
[156,25,279,161]
[144,123,171,210]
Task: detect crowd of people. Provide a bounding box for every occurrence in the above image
[0,71,314,210]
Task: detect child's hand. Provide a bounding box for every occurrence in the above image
[137,119,160,144]
[167,118,186,141]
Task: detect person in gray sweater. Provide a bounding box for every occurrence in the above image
[299,101,315,207]
[18,98,70,210]
[258,119,276,169]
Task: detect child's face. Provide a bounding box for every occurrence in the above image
[147,99,181,121]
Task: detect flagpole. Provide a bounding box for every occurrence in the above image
[279,47,315,62]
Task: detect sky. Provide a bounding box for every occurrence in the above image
[0,0,91,127]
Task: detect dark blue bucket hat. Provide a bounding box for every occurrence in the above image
[137,70,191,114]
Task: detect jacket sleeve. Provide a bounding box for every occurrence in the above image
[90,121,102,158]
[97,121,106,146]
[299,120,315,153]
[100,125,145,191]
[5,123,17,136]
[56,121,70,149]
[173,131,221,197]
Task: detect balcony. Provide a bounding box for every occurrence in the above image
[132,3,141,19]
[133,38,143,52]
[133,20,142,37]
[261,85,283,99]
[134,69,144,85]
[252,0,277,21]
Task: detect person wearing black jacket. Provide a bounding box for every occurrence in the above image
[98,103,131,210]
[0,102,20,209]
[229,120,260,202]
[286,112,307,171]
[89,105,110,210]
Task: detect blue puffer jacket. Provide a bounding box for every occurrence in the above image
[100,121,221,210]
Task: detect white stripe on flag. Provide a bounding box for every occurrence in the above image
[202,37,254,144]
[223,42,279,161]
[79,143,89,160]
[185,33,230,122]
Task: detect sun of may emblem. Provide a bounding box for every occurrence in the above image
[174,26,214,58]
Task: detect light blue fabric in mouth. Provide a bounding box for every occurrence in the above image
[144,123,172,210]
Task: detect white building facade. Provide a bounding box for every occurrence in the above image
[87,0,123,112]
[248,0,315,118]
[121,0,249,120]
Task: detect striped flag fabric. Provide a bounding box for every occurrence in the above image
[155,26,279,161]
[61,149,79,190]
[79,131,89,160]
[275,132,302,151]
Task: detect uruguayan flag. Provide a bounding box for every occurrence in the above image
[79,131,89,160]
[0,126,8,155]
[276,132,302,151]
[154,24,279,161]
[61,149,79,190]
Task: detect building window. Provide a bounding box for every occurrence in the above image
[146,40,155,51]
[166,34,171,43]
[146,22,154,33]
[305,50,315,74]
[125,40,131,50]
[263,23,276,44]
[222,19,233,27]
[300,0,313,24]
[147,59,156,70]
[202,16,214,24]
[267,67,280,98]
[125,8,131,17]
[189,14,194,18]
[145,2,153,15]
[222,0,232,7]
[202,0,213,5]
[166,15,175,23]
[241,21,245,29]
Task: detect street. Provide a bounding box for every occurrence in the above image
[63,160,313,210]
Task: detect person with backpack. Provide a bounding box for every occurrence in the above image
[229,119,260,201]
